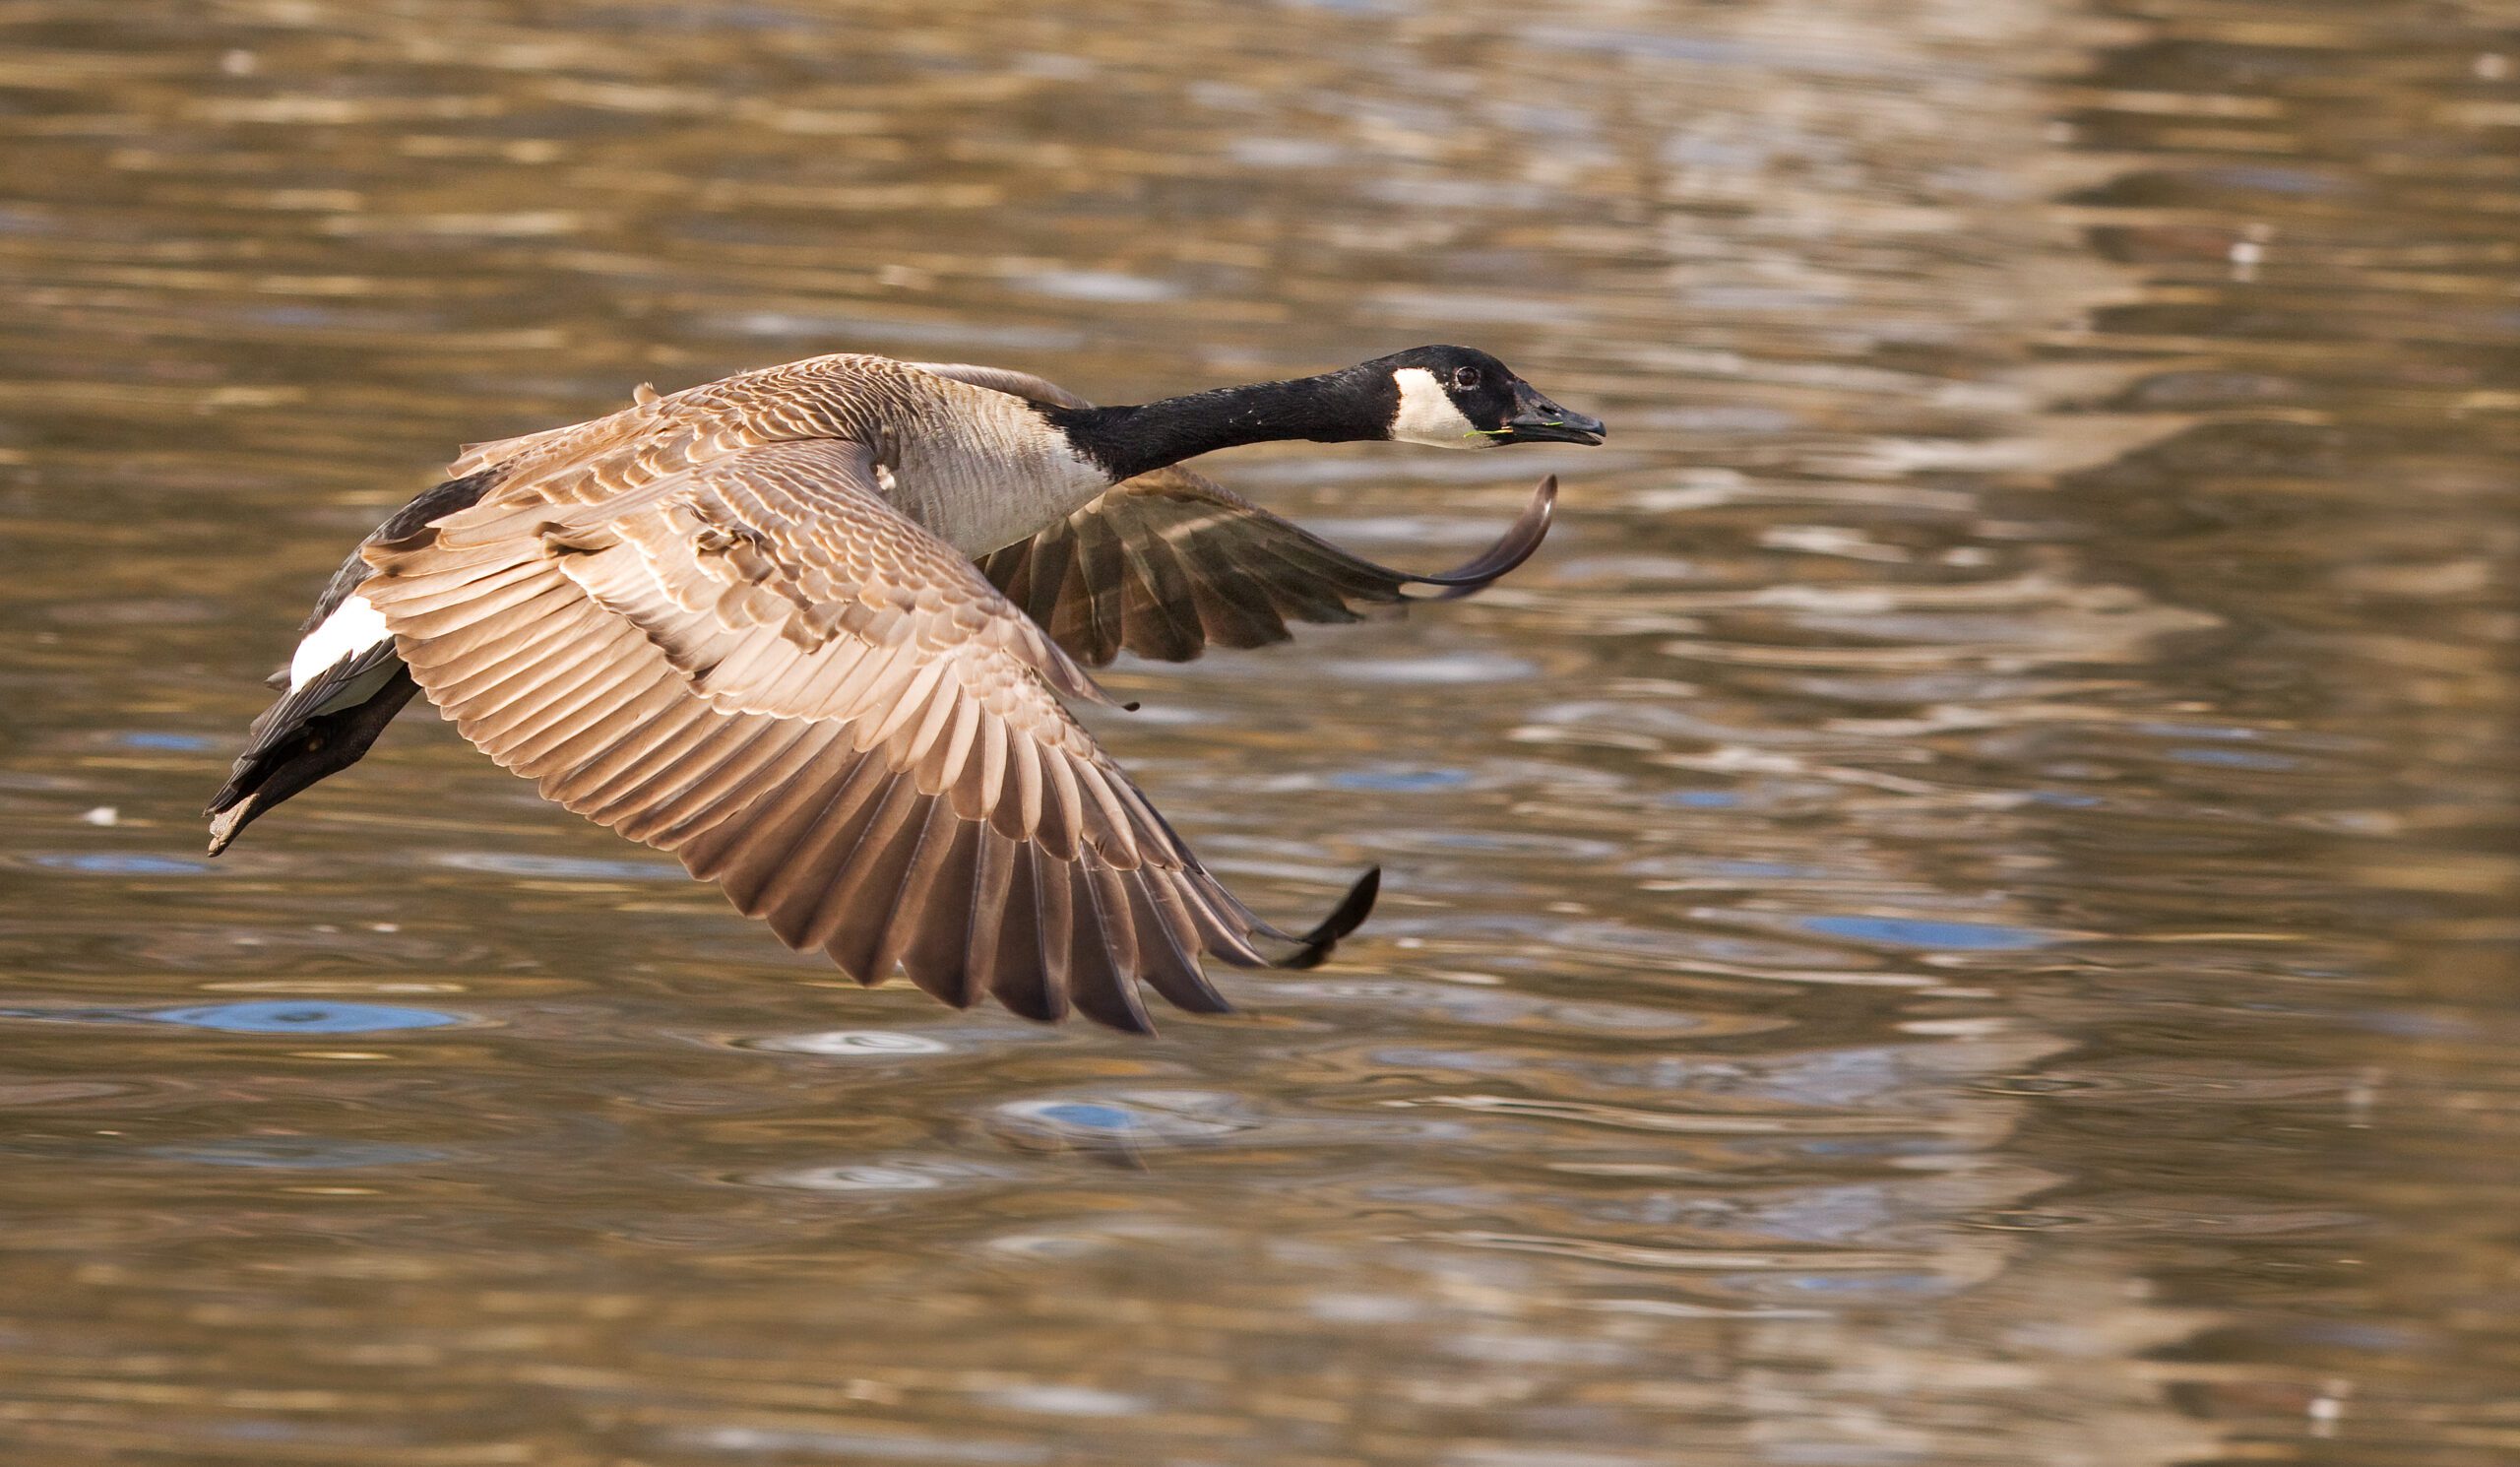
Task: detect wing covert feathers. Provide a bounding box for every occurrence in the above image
[360,438,1372,1033]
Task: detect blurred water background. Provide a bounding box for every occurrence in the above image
[1,0,2515,1463]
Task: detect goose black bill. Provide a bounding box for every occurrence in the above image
[1499,380,1606,445]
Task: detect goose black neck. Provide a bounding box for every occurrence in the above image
[1042,369,1395,482]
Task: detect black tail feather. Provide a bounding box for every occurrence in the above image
[205,669,420,855]
[208,472,497,854]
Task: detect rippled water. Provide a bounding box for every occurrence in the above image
[2,1,2514,1463]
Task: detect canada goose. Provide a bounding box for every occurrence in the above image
[206,347,1605,1032]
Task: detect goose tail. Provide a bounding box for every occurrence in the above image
[205,666,419,855]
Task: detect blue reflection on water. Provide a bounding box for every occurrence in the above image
[1795,915,2054,951]
[436,852,685,880]
[1773,1272,1951,1295]
[2171,746,2302,771]
[2197,164,2353,197]
[1034,1103,1140,1132]
[1706,860,1808,879]
[2023,790,2104,808]
[1663,790,1738,808]
[1326,768,1473,793]
[145,1001,461,1034]
[118,731,218,750]
[2135,720,2261,740]
[996,1095,1258,1150]
[144,1139,446,1169]
[30,853,213,875]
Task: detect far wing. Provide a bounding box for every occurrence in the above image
[976,468,1556,667]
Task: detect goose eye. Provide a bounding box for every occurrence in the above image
[1451,366,1482,391]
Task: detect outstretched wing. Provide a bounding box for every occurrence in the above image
[976,468,1556,667]
[910,360,1556,669]
[357,438,1374,1033]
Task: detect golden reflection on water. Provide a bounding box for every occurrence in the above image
[0,0,2513,1463]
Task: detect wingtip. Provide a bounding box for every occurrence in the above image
[1283,865,1381,970]
[1408,475,1559,603]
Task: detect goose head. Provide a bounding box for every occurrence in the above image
[1371,346,1606,450]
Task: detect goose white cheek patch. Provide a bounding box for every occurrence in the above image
[288,593,393,692]
[1389,366,1486,449]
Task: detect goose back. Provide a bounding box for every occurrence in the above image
[447,354,1112,557]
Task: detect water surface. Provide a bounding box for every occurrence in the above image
[1,1,2514,1463]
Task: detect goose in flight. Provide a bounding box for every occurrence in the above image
[206,347,1605,1032]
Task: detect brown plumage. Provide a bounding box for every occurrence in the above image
[211,351,1589,1033]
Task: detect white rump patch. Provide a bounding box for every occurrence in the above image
[1389,366,1486,450]
[288,593,393,694]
